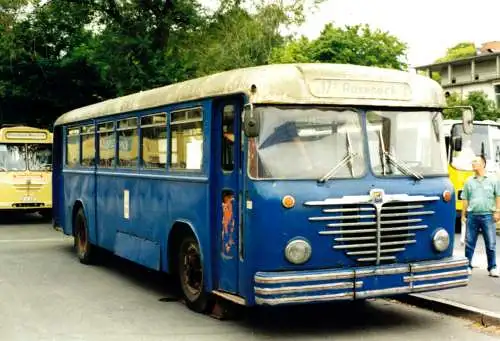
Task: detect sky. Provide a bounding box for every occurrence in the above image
[294,0,500,68]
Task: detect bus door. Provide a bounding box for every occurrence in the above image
[213,99,241,294]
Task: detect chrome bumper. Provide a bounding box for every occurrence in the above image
[254,257,469,306]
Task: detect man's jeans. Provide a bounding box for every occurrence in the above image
[465,213,497,271]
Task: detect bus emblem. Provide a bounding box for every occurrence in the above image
[370,189,385,204]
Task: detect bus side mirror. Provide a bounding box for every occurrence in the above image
[452,136,463,152]
[462,107,474,135]
[243,104,259,138]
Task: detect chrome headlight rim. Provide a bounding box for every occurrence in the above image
[284,238,312,265]
[432,228,450,252]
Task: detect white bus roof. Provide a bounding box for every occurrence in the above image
[55,63,446,126]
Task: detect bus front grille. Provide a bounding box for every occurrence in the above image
[305,194,438,265]
[13,184,44,192]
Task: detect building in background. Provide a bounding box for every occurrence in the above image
[416,41,500,108]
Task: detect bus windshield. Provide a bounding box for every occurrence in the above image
[450,124,500,171]
[28,144,52,171]
[0,143,52,171]
[0,144,27,171]
[366,111,447,177]
[249,107,447,179]
[249,106,365,179]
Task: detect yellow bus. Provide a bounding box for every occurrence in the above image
[444,119,500,220]
[0,125,53,218]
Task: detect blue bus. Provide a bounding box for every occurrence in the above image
[52,63,469,315]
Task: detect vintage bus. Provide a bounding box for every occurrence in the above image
[0,125,53,218]
[444,119,500,217]
[52,63,469,315]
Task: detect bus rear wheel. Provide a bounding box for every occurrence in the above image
[74,208,96,264]
[178,236,213,313]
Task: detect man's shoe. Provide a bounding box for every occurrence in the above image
[489,268,499,277]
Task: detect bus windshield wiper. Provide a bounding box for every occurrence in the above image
[384,152,424,180]
[318,133,358,183]
[377,129,423,180]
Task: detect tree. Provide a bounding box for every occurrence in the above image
[270,23,408,70]
[444,90,500,121]
[436,42,476,63]
[0,0,322,127]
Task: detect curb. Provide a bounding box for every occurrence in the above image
[396,294,500,327]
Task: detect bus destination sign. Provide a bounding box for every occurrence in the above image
[5,132,48,140]
[309,78,412,101]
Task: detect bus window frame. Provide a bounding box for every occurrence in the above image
[116,117,139,169]
[65,126,81,168]
[97,121,116,169]
[140,112,168,170]
[168,106,204,173]
[80,124,96,168]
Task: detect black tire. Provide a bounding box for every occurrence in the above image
[178,235,213,313]
[74,208,96,264]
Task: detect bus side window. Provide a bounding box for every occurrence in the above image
[141,113,167,169]
[81,125,95,167]
[117,118,139,168]
[98,122,115,168]
[170,108,203,170]
[222,105,235,172]
[66,128,80,167]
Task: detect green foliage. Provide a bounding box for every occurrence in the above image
[270,23,408,70]
[444,90,500,120]
[436,42,476,63]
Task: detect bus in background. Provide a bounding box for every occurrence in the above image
[444,119,500,221]
[52,63,469,316]
[0,125,53,218]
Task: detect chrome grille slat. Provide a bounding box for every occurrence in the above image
[323,207,376,213]
[358,256,396,262]
[381,211,434,218]
[307,194,436,264]
[309,214,376,221]
[319,229,377,235]
[381,205,424,211]
[335,236,376,242]
[327,221,376,227]
[334,243,377,249]
[380,218,422,225]
[380,233,415,239]
[381,225,428,232]
[347,248,405,256]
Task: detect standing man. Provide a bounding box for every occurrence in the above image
[462,155,500,277]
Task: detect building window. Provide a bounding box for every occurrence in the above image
[170,108,203,170]
[66,128,80,167]
[98,122,115,167]
[141,113,167,169]
[81,125,95,167]
[117,118,138,168]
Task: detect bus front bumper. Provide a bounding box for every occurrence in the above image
[254,257,469,306]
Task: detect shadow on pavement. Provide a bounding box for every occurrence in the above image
[0,212,52,226]
[69,247,423,333]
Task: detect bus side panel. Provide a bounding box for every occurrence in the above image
[63,172,96,241]
[52,127,65,229]
[96,173,120,251]
[161,180,211,274]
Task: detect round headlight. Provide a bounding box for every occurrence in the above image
[285,239,312,265]
[433,228,450,252]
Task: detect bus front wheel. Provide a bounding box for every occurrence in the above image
[178,236,213,313]
[74,208,96,264]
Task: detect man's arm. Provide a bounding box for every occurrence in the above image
[462,200,468,222]
[462,180,470,222]
[494,179,500,222]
